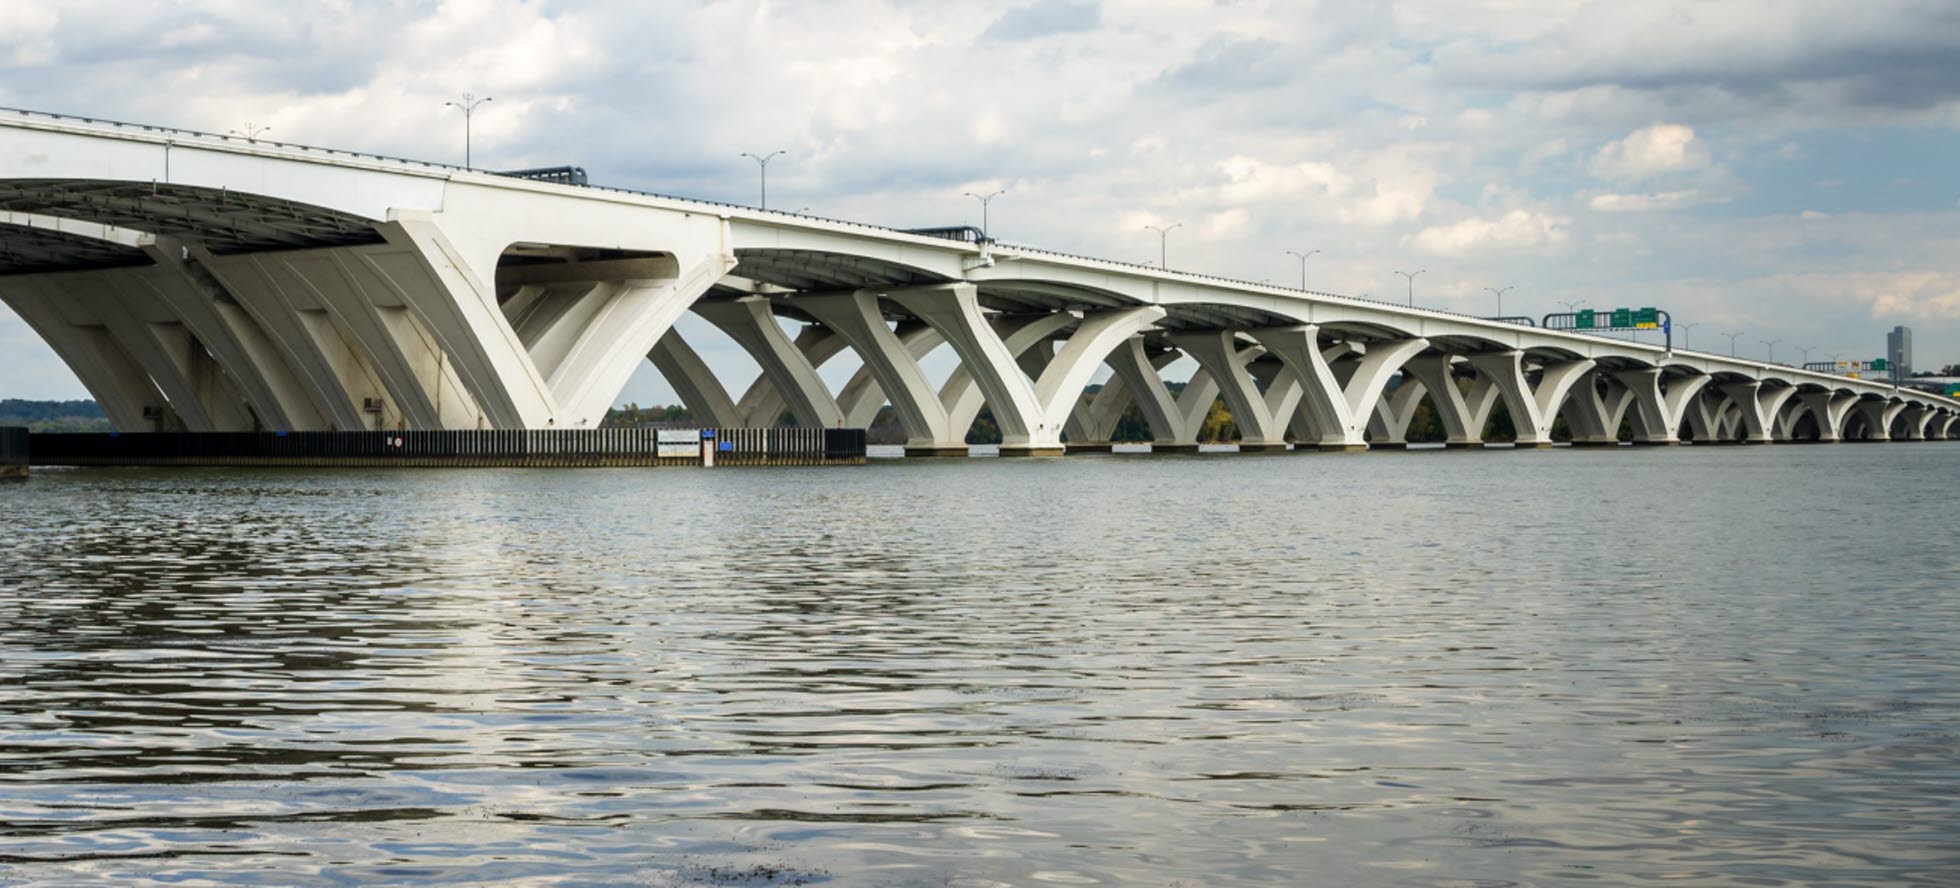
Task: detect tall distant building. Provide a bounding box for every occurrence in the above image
[1887,325,1913,376]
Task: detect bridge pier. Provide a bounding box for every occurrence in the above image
[1798,391,1858,442]
[1465,351,1594,448]
[1562,369,1633,446]
[696,296,846,429]
[1403,355,1496,448]
[1250,327,1426,451]
[1617,368,1706,445]
[1173,331,1294,451]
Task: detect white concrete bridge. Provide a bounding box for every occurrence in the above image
[3,108,1956,454]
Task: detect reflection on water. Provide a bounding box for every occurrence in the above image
[3,446,1959,885]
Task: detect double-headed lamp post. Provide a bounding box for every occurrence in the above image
[1395,269,1426,306]
[1484,285,1515,316]
[1680,321,1701,350]
[1286,249,1320,290]
[740,150,786,209]
[230,123,271,141]
[965,189,1006,240]
[443,93,492,168]
[1761,338,1782,363]
[1144,223,1181,269]
[1722,331,1744,357]
[1796,345,1816,366]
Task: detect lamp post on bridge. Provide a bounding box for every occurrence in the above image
[1761,338,1782,364]
[965,189,1006,241]
[1796,345,1815,366]
[1484,285,1515,317]
[229,123,271,141]
[740,150,786,210]
[1395,269,1426,307]
[1722,331,1744,357]
[1286,249,1319,290]
[1557,298,1587,314]
[443,93,492,168]
[1680,321,1701,350]
[1144,223,1181,269]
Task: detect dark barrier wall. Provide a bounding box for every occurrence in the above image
[28,428,868,468]
[1,427,26,478]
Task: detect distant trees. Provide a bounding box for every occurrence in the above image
[0,399,110,432]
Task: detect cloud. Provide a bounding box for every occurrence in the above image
[1436,0,1960,120]
[1413,209,1570,256]
[1588,189,1711,212]
[1591,123,1703,180]
[982,0,1100,42]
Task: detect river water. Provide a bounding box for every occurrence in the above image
[2,444,1957,886]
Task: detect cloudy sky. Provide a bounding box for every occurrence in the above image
[4,0,1958,404]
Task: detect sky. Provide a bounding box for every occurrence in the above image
[3,0,1959,406]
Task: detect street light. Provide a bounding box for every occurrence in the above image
[1680,321,1702,350]
[1286,249,1320,290]
[1796,345,1815,365]
[1144,223,1181,269]
[229,123,271,141]
[740,150,786,209]
[1761,338,1782,363]
[965,189,1006,240]
[1557,299,1588,314]
[1395,269,1426,306]
[442,93,492,168]
[1484,285,1515,317]
[1722,331,1744,357]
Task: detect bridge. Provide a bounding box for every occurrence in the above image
[2,107,1956,454]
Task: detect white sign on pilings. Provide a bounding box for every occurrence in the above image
[656,429,701,458]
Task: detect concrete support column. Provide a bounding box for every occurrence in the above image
[1249,327,1427,450]
[1367,377,1426,448]
[143,241,328,430]
[1171,331,1292,450]
[1101,336,1185,448]
[695,296,845,428]
[888,285,1165,454]
[1716,381,1795,444]
[1464,352,1595,448]
[1562,369,1634,446]
[732,322,852,426]
[1617,368,1707,445]
[1402,355,1497,447]
[43,274,256,432]
[647,327,743,427]
[1798,391,1860,442]
[939,313,1073,446]
[1,279,176,431]
[1853,399,1908,442]
[798,290,964,455]
[1899,404,1930,440]
[837,322,941,429]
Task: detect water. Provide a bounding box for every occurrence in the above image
[2,445,1958,886]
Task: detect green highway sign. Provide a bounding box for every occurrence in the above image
[1575,309,1596,329]
[1610,308,1632,328]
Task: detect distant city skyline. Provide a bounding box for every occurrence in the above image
[3,0,1958,403]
